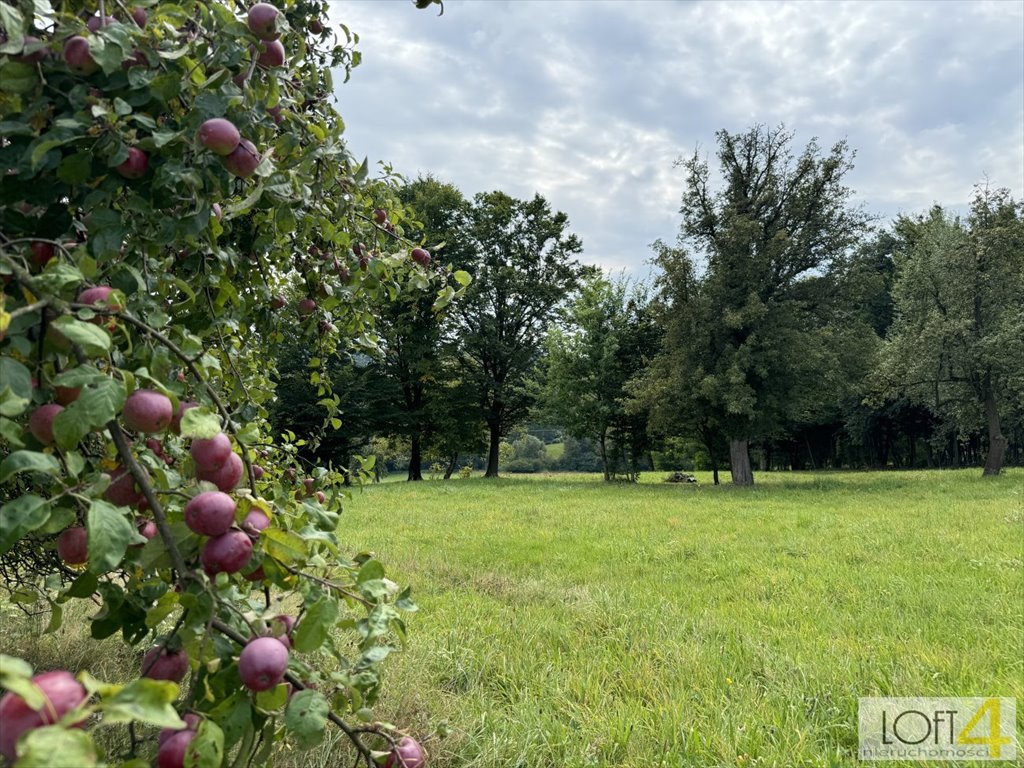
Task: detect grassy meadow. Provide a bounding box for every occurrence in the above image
[4,469,1022,767]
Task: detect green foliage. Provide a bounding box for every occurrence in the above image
[637,125,869,484]
[454,191,592,476]
[876,187,1024,475]
[539,274,657,481]
[0,0,439,763]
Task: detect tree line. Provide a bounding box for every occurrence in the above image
[270,124,1024,485]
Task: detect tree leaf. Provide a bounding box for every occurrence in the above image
[100,678,186,728]
[292,597,338,653]
[53,378,125,450]
[0,357,33,417]
[262,528,308,566]
[284,689,329,749]
[87,500,136,574]
[15,726,97,767]
[184,719,224,768]
[50,316,111,357]
[179,407,221,439]
[0,495,51,555]
[0,451,61,483]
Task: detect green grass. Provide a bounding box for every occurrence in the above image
[545,442,565,461]
[4,470,1022,767]
[336,470,1023,767]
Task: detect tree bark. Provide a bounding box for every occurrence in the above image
[407,433,423,481]
[982,388,1007,476]
[598,430,610,482]
[485,420,501,478]
[443,452,459,480]
[729,438,754,485]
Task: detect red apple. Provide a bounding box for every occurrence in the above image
[184,491,236,537]
[12,36,47,64]
[131,7,148,27]
[307,17,323,34]
[55,386,81,405]
[134,518,158,544]
[190,432,233,471]
[30,241,54,267]
[122,389,173,433]
[238,636,288,692]
[201,530,252,576]
[57,526,88,565]
[86,14,115,31]
[104,466,146,508]
[241,508,270,536]
[385,737,426,768]
[157,728,196,768]
[256,39,285,68]
[270,295,286,310]
[77,285,120,308]
[297,298,316,315]
[197,118,240,156]
[158,713,200,747]
[142,647,189,683]
[0,671,88,762]
[247,3,281,40]
[63,36,98,74]
[223,139,260,178]
[116,147,149,179]
[373,209,387,225]
[198,451,244,492]
[410,248,431,267]
[28,403,63,445]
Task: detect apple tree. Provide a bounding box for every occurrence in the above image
[0,0,448,765]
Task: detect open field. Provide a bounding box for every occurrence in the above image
[336,470,1024,767]
[4,469,1022,767]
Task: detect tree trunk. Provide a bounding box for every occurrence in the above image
[485,420,501,478]
[443,452,459,480]
[598,430,610,482]
[729,439,754,486]
[712,464,720,485]
[407,433,423,481]
[982,389,1007,476]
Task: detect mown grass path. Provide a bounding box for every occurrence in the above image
[338,470,1023,767]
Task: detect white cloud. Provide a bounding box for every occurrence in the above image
[329,0,1024,271]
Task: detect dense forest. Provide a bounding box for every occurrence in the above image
[270,125,1024,485]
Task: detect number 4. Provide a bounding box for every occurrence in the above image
[957,698,1012,759]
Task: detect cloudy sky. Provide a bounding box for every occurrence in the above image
[327,0,1024,274]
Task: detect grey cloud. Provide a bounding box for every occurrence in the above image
[329,0,1024,271]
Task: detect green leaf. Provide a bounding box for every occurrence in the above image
[0,495,51,555]
[0,451,61,483]
[100,678,186,728]
[0,357,33,416]
[262,528,308,566]
[179,407,221,439]
[454,269,472,287]
[50,316,111,357]
[207,691,251,750]
[0,654,45,710]
[253,683,288,713]
[292,597,338,653]
[86,500,136,574]
[0,61,38,94]
[284,689,329,749]
[356,559,385,584]
[15,726,97,767]
[184,719,224,768]
[53,378,125,450]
